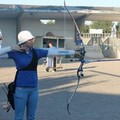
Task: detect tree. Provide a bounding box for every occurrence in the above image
[90,21,112,33]
[80,25,89,33]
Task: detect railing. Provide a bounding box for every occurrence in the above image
[81,33,120,39]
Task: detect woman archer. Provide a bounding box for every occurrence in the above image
[0,30,76,120]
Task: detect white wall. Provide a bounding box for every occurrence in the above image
[20,18,75,49]
[0,19,16,47]
[0,18,76,50]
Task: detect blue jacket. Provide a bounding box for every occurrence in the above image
[8,48,48,87]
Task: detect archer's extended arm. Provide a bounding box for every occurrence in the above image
[0,47,12,58]
[0,45,24,58]
[0,47,11,55]
[47,47,75,57]
[47,47,85,60]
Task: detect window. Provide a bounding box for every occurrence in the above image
[40,19,55,25]
[58,39,64,48]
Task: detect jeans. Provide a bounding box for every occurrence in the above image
[14,87,39,120]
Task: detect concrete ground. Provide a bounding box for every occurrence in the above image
[0,58,120,120]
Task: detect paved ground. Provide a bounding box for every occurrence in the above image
[0,58,120,120]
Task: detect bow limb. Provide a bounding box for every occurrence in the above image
[67,75,80,115]
[67,60,84,115]
[64,1,81,37]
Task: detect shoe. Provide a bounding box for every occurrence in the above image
[44,69,49,72]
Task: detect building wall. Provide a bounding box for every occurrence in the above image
[20,18,75,50]
[0,18,16,47]
[0,17,76,50]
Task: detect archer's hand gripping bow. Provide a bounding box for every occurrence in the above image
[64,1,86,115]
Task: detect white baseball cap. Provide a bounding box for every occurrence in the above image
[18,30,35,45]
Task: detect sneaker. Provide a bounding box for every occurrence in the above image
[44,68,49,72]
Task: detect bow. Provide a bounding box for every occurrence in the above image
[64,0,86,115]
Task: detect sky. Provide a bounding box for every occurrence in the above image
[0,0,120,7]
